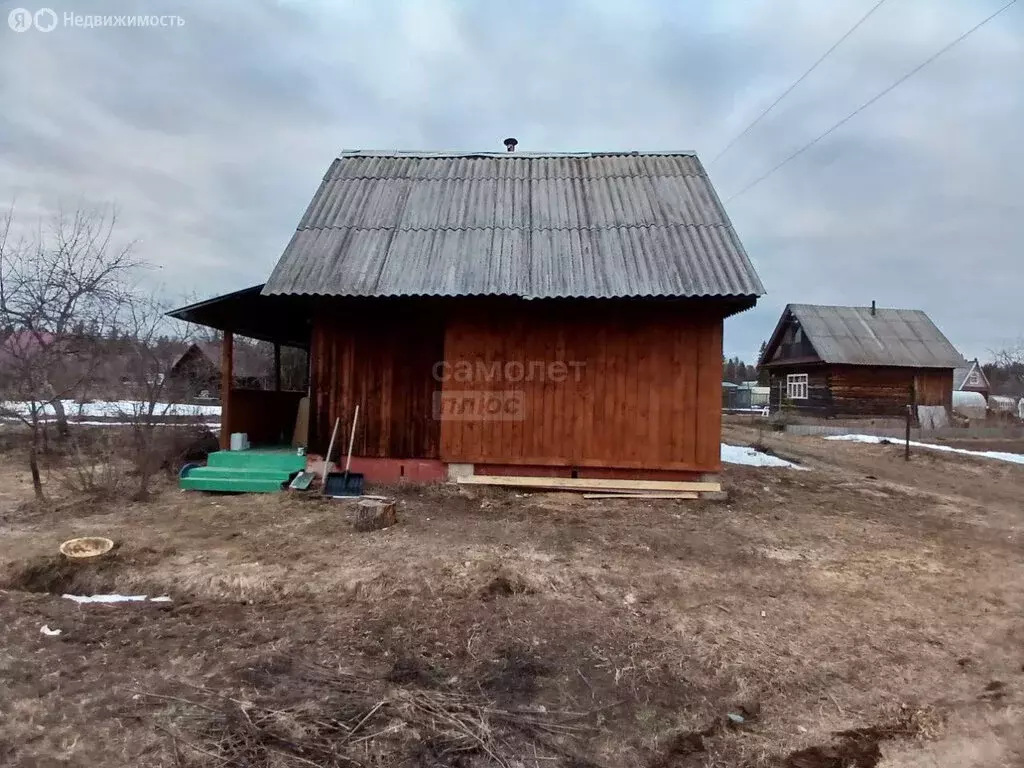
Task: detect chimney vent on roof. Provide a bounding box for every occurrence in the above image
[503,137,518,153]
[871,300,876,316]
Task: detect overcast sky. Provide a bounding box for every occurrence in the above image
[1,0,1020,361]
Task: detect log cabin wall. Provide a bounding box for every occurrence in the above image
[309,301,445,459]
[767,367,832,415]
[829,365,952,416]
[768,365,953,418]
[439,300,725,473]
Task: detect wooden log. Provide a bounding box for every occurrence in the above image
[582,492,699,500]
[353,500,397,532]
[456,475,721,493]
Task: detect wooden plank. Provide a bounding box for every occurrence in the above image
[553,324,569,463]
[439,318,459,461]
[681,321,698,465]
[507,318,523,463]
[669,324,685,463]
[457,475,721,492]
[647,319,663,464]
[634,319,651,465]
[601,323,619,466]
[219,330,233,450]
[273,342,281,392]
[695,318,723,470]
[625,322,640,464]
[582,492,699,500]
[587,323,605,466]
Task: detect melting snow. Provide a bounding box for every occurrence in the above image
[721,444,806,469]
[62,594,171,604]
[824,435,1024,466]
[1,399,221,419]
[40,625,62,636]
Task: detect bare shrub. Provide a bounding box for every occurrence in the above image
[62,431,127,500]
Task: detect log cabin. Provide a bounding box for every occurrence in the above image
[760,303,964,419]
[169,149,764,483]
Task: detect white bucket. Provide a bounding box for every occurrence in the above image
[229,432,250,451]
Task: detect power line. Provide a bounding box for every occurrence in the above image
[726,0,1019,204]
[710,0,891,166]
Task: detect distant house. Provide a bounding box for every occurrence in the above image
[0,330,57,364]
[760,303,964,418]
[168,341,271,398]
[953,359,990,401]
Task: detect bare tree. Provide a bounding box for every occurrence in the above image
[0,204,138,499]
[993,340,1024,395]
[109,296,211,499]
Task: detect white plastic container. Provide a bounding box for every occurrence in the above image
[230,432,250,451]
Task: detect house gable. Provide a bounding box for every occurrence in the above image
[955,359,990,392]
[761,308,822,368]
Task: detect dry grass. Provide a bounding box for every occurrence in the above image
[1,431,1024,766]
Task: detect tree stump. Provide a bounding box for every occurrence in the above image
[353,500,397,532]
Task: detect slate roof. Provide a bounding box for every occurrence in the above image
[769,304,965,368]
[261,151,764,300]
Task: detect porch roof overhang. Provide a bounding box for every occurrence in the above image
[166,285,312,348]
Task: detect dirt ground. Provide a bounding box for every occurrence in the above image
[1,429,1023,767]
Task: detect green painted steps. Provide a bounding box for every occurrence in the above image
[180,448,307,493]
[206,449,306,472]
[180,474,291,493]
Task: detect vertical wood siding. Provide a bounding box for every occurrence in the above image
[439,303,723,472]
[227,389,306,446]
[310,308,444,459]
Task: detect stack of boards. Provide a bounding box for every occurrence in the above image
[455,475,721,500]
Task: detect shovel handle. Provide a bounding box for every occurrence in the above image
[344,405,359,474]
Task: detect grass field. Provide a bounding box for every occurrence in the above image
[1,428,1022,767]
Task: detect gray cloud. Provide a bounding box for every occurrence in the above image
[1,0,1021,359]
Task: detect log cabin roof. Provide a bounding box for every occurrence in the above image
[764,304,966,369]
[260,151,764,300]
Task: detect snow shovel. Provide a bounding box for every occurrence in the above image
[324,405,364,497]
[319,417,341,495]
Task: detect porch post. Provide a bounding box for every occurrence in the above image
[273,342,282,392]
[220,330,233,450]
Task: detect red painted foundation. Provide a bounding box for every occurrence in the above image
[472,464,708,482]
[306,456,447,483]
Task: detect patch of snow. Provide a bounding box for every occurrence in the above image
[824,435,1024,466]
[61,594,168,604]
[40,625,62,636]
[0,399,221,419]
[721,444,806,469]
[150,596,172,603]
[40,420,221,428]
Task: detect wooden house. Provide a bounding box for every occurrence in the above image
[953,359,991,401]
[168,341,272,398]
[760,303,964,419]
[169,150,764,481]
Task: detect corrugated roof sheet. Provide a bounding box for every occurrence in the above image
[262,151,764,299]
[953,365,971,389]
[788,304,965,368]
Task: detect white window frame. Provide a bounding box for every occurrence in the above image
[786,373,809,400]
